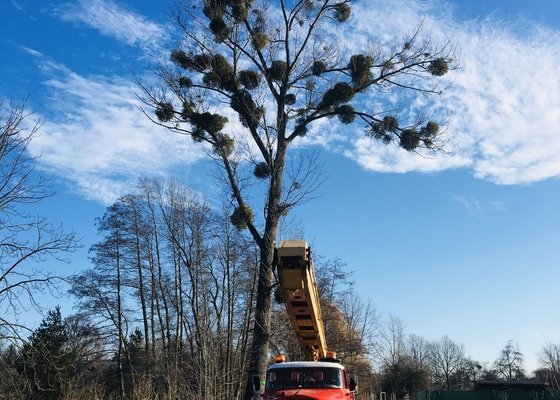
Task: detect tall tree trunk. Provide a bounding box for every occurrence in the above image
[237,249,258,399]
[173,250,184,385]
[243,244,275,400]
[134,234,150,374]
[243,144,286,400]
[115,239,126,399]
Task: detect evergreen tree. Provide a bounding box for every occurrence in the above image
[18,306,73,400]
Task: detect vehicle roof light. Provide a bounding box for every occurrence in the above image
[326,351,337,359]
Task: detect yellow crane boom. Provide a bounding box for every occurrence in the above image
[276,240,327,361]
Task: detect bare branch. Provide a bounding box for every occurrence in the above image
[0,99,78,340]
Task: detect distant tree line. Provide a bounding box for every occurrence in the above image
[371,318,558,398]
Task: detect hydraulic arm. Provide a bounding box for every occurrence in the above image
[276,240,327,361]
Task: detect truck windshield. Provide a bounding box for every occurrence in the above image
[266,367,342,390]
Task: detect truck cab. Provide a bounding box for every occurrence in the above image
[260,359,357,400]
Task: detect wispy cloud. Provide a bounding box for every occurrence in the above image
[24,0,560,205]
[327,1,560,185]
[454,195,483,217]
[25,52,203,204]
[54,0,167,50]
[10,0,23,11]
[454,195,507,217]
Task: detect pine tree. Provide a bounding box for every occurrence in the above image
[18,306,73,400]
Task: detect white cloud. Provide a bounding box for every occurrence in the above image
[27,56,203,204]
[448,24,560,184]
[27,0,560,201]
[54,0,166,50]
[334,1,560,185]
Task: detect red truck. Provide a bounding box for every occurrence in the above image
[259,359,357,400]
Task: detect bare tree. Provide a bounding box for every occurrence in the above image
[407,334,431,369]
[0,100,77,340]
[333,295,377,361]
[494,340,525,381]
[71,202,135,398]
[140,2,454,396]
[69,177,262,398]
[428,336,467,390]
[63,313,108,368]
[315,257,354,314]
[379,333,434,396]
[539,343,560,390]
[209,207,259,400]
[374,316,407,369]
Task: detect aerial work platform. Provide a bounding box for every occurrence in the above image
[276,240,327,361]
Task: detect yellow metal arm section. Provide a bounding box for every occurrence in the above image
[276,240,327,361]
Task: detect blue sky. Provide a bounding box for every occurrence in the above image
[2,0,560,372]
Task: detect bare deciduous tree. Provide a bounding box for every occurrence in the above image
[374,316,407,369]
[539,343,560,390]
[428,335,467,390]
[70,177,260,399]
[0,100,77,340]
[494,340,525,381]
[71,202,135,398]
[407,334,431,369]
